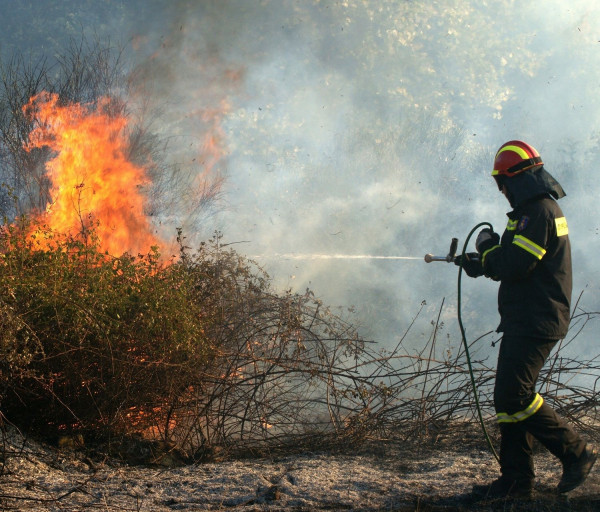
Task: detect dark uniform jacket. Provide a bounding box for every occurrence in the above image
[482,167,571,340]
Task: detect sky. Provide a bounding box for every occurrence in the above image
[2,0,600,362]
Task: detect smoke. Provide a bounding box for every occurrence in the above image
[137,0,600,356]
[4,0,600,357]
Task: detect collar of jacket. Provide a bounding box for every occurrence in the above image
[501,165,566,208]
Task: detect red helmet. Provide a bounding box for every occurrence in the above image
[492,140,543,178]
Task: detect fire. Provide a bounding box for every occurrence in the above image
[24,92,166,257]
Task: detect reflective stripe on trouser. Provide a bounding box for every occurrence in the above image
[497,393,543,423]
[499,400,586,482]
[494,336,585,482]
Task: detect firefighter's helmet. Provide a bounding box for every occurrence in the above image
[492,140,543,178]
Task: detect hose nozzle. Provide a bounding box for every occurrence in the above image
[424,237,459,263]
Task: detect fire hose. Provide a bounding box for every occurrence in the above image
[425,222,500,464]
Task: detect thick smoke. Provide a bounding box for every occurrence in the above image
[130,0,600,358]
[4,0,600,359]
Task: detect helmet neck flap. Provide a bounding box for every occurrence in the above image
[497,165,566,208]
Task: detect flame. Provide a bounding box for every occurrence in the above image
[24,92,166,257]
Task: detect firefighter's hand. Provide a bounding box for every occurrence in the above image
[454,252,484,278]
[475,228,500,254]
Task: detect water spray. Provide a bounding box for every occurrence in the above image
[258,238,469,263]
[266,253,423,261]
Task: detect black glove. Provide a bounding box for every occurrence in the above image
[454,252,484,278]
[475,228,500,254]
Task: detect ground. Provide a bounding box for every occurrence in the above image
[1,425,599,511]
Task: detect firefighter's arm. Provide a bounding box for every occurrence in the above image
[481,211,549,281]
[482,241,539,281]
[475,229,503,280]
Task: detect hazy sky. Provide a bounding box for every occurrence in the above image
[3,0,600,360]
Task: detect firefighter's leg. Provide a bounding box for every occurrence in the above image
[522,401,585,463]
[494,335,547,482]
[499,423,535,482]
[521,378,593,493]
[495,336,586,472]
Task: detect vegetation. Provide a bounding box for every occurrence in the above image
[0,220,365,456]
[0,219,599,467]
[0,223,205,437]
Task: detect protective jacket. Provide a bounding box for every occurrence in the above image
[482,166,571,339]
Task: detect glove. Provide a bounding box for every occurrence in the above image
[475,228,500,254]
[454,252,484,278]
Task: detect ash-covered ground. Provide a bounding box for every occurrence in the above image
[1,425,599,511]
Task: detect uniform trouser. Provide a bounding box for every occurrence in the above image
[494,335,586,482]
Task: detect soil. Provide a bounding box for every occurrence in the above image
[1,424,599,511]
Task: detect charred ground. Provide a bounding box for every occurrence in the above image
[1,421,600,511]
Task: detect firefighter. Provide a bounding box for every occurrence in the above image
[457,140,597,498]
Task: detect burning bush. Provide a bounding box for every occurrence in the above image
[0,222,374,459]
[0,221,211,439]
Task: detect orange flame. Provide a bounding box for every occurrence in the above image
[24,92,166,257]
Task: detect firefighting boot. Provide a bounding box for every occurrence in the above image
[472,476,533,499]
[557,444,598,493]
